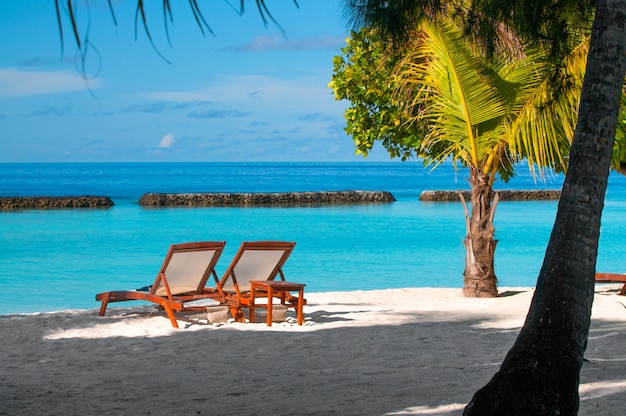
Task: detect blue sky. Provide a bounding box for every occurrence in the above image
[0,0,392,162]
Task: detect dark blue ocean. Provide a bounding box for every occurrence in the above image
[1,162,625,315]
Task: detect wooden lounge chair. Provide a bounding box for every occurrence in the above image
[96,241,227,328]
[595,272,626,295]
[218,241,304,322]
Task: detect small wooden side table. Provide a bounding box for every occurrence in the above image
[249,280,306,326]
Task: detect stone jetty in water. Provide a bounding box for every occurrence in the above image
[419,189,561,202]
[0,196,115,210]
[138,190,396,207]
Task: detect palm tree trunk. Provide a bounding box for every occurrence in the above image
[464,1,626,414]
[461,166,499,297]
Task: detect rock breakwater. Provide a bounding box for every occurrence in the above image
[138,190,396,207]
[419,190,561,202]
[0,196,114,210]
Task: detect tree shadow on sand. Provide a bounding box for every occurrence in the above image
[1,298,625,416]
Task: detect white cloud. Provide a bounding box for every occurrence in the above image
[230,34,345,52]
[142,74,338,113]
[0,68,100,98]
[133,74,348,148]
[158,133,175,148]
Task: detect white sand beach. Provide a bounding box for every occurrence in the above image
[1,286,625,416]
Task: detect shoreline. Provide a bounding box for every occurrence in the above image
[2,286,469,317]
[2,286,624,415]
[2,283,624,318]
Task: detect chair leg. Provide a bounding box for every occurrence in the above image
[267,287,274,326]
[620,283,626,296]
[297,287,304,325]
[162,304,179,328]
[229,306,245,322]
[98,293,111,316]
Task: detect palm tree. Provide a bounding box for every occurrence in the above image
[345,0,626,413]
[332,17,586,297]
[404,18,587,298]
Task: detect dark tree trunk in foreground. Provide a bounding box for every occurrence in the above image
[461,167,499,297]
[464,1,626,414]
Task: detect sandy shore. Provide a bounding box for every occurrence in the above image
[1,286,625,415]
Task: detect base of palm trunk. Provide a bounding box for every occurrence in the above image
[464,365,579,415]
[463,278,498,297]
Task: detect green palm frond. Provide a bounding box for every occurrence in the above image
[504,39,588,175]
[394,17,582,182]
[398,20,508,169]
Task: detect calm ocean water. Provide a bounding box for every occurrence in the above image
[1,162,625,315]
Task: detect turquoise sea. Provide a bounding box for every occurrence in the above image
[1,162,625,315]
